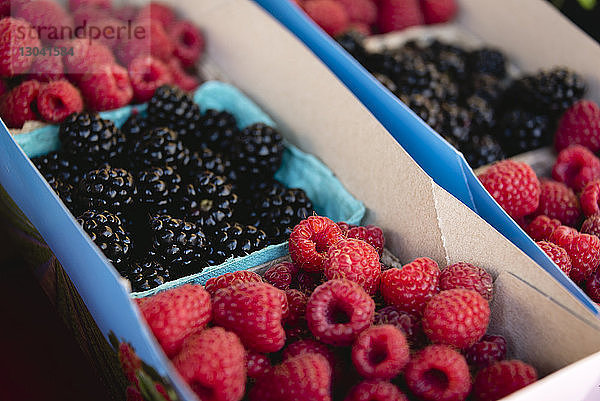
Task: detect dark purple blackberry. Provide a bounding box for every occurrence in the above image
[205,222,268,266]
[77,210,132,268]
[465,95,496,133]
[131,127,190,169]
[137,166,182,216]
[147,85,202,139]
[496,109,552,157]
[374,73,399,94]
[461,135,505,169]
[435,103,472,145]
[186,109,239,155]
[47,176,76,210]
[32,150,83,186]
[148,214,207,277]
[121,113,151,149]
[468,48,507,79]
[59,112,125,167]
[124,260,170,292]
[176,171,238,229]
[183,148,238,184]
[233,123,284,181]
[467,73,505,105]
[399,93,443,129]
[78,166,137,216]
[335,30,368,63]
[392,57,459,104]
[427,40,468,82]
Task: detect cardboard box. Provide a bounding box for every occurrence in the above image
[1,0,600,399]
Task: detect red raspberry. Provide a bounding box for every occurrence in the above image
[581,213,600,237]
[351,325,409,380]
[69,0,111,12]
[440,262,493,301]
[283,339,336,369]
[338,223,385,256]
[336,0,377,25]
[555,100,600,153]
[374,306,421,345]
[16,1,73,44]
[249,353,332,401]
[168,20,204,68]
[79,63,133,111]
[265,262,296,290]
[205,270,263,295]
[464,334,507,369]
[72,4,112,26]
[377,0,424,34]
[304,0,350,36]
[405,345,471,401]
[347,22,372,36]
[246,350,271,379]
[306,279,375,346]
[552,145,600,191]
[533,180,581,227]
[0,18,41,78]
[379,257,440,315]
[580,180,600,217]
[472,360,537,401]
[525,215,561,241]
[212,281,287,353]
[167,58,200,92]
[289,216,344,272]
[294,270,327,294]
[118,343,141,386]
[117,18,174,66]
[285,289,308,326]
[37,80,84,124]
[128,56,172,103]
[126,386,143,401]
[422,289,490,349]
[63,39,116,78]
[136,2,177,30]
[585,267,600,302]
[173,327,246,401]
[0,80,41,128]
[536,241,572,276]
[549,226,600,283]
[138,284,211,358]
[344,380,408,401]
[89,17,128,50]
[478,160,541,220]
[28,54,64,82]
[421,0,458,24]
[324,238,381,295]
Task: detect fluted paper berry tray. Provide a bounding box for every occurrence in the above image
[0,1,600,400]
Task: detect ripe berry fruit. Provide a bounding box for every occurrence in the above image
[439,262,493,301]
[552,145,600,192]
[536,241,572,276]
[289,216,344,272]
[324,238,382,295]
[264,261,296,290]
[464,334,507,369]
[580,180,600,217]
[304,0,350,36]
[351,324,409,380]
[534,180,581,227]
[204,270,263,296]
[549,226,600,283]
[555,100,600,153]
[344,380,408,401]
[472,360,537,401]
[525,215,561,242]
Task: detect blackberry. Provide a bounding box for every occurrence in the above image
[467,73,505,105]
[131,127,190,169]
[205,223,268,266]
[435,103,472,146]
[176,171,238,228]
[137,166,182,216]
[399,94,443,129]
[147,85,202,139]
[121,113,150,148]
[496,109,552,157]
[508,67,585,114]
[374,73,398,94]
[392,57,459,104]
[78,166,137,216]
[427,40,468,82]
[465,95,496,133]
[335,30,368,63]
[233,123,284,181]
[461,135,505,169]
[33,151,83,186]
[183,147,237,184]
[148,214,207,277]
[124,260,170,292]
[77,210,132,268]
[186,109,239,154]
[468,48,507,79]
[47,177,76,210]
[59,112,125,167]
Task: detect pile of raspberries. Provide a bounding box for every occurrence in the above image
[296,0,457,38]
[131,215,537,401]
[478,99,600,303]
[0,0,203,128]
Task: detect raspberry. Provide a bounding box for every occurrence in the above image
[265,262,296,290]
[0,18,41,78]
[285,289,308,325]
[128,56,173,103]
[421,0,458,24]
[585,267,600,303]
[464,334,507,369]
[552,145,600,191]
[536,241,572,276]
[581,213,600,237]
[478,160,541,220]
[324,238,381,295]
[63,39,116,78]
[168,20,204,68]
[37,80,84,124]
[336,0,377,25]
[79,63,133,111]
[533,180,581,227]
[439,262,494,301]
[28,54,64,82]
[204,270,263,296]
[72,4,112,26]
[283,339,336,369]
[581,180,600,217]
[117,18,174,66]
[306,279,375,346]
[212,281,287,352]
[525,215,561,241]
[289,216,344,272]
[173,327,246,401]
[136,2,177,30]
[422,289,490,349]
[0,80,40,128]
[472,360,537,401]
[351,325,409,379]
[138,284,211,357]
[294,270,326,294]
[69,0,111,12]
[555,100,600,153]
[126,386,143,401]
[379,257,440,315]
[338,223,386,256]
[304,0,350,36]
[16,1,73,44]
[374,306,421,345]
[118,343,141,386]
[377,0,424,34]
[405,345,471,401]
[246,350,271,379]
[344,380,408,401]
[167,58,200,92]
[549,226,600,283]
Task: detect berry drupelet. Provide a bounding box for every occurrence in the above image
[187,109,240,155]
[77,210,132,269]
[78,165,137,216]
[147,85,202,140]
[204,222,268,266]
[232,123,285,182]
